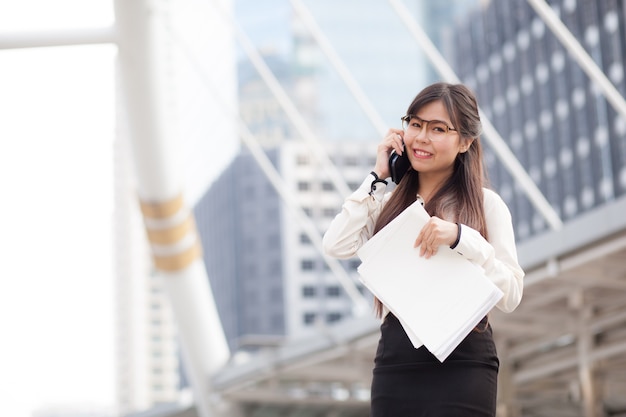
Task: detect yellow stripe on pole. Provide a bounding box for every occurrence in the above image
[138,195,203,271]
[139,193,184,219]
[153,240,203,272]
[145,215,195,245]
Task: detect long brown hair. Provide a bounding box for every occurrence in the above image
[373,83,488,317]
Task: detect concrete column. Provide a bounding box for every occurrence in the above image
[570,291,598,417]
[113,1,234,415]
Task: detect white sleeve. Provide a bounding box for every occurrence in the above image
[322,173,390,259]
[452,189,525,313]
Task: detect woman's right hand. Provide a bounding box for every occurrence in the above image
[373,128,405,180]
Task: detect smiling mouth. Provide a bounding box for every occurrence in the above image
[413,149,433,157]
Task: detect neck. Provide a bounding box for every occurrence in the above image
[417,172,451,203]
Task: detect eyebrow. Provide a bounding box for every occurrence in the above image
[413,115,455,127]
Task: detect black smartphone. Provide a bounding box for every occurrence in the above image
[388,144,410,184]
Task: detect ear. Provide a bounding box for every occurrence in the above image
[459,138,475,153]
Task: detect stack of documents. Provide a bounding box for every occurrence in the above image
[357,200,503,362]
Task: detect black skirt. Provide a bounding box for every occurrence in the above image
[371,314,499,417]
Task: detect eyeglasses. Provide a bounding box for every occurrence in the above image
[401,115,457,141]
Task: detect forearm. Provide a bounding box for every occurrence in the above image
[323,173,388,259]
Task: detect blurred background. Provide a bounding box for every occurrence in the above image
[1,0,626,416]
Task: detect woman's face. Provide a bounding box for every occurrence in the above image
[403,100,468,181]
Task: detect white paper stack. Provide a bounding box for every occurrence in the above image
[357,200,503,362]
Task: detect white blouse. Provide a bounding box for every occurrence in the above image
[322,173,525,313]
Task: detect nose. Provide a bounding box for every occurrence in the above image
[414,124,430,142]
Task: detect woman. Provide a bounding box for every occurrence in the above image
[323,83,524,416]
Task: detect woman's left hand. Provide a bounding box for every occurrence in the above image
[414,217,459,259]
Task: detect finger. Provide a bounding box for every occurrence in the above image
[386,133,402,152]
[414,231,423,248]
[395,133,404,154]
[415,225,431,248]
[416,225,430,249]
[424,245,437,259]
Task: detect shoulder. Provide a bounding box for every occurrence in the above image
[482,187,502,204]
[482,187,511,217]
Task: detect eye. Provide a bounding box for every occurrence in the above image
[431,122,448,133]
[411,119,423,129]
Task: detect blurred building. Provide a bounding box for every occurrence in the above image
[447,0,626,241]
[194,148,285,350]
[194,140,377,350]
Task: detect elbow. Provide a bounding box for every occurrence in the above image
[322,231,342,258]
[497,280,524,313]
[322,231,355,259]
[498,296,521,313]
[322,232,335,257]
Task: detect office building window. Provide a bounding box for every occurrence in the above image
[327,312,342,323]
[323,207,337,217]
[300,233,312,244]
[326,286,341,297]
[303,312,316,325]
[302,285,316,298]
[298,181,311,191]
[301,259,315,270]
[321,181,334,191]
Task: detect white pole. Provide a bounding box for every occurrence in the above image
[0,27,116,49]
[526,0,626,122]
[114,1,232,416]
[387,0,563,231]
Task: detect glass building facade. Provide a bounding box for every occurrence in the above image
[446,0,626,240]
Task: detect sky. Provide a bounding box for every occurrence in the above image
[0,1,117,416]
